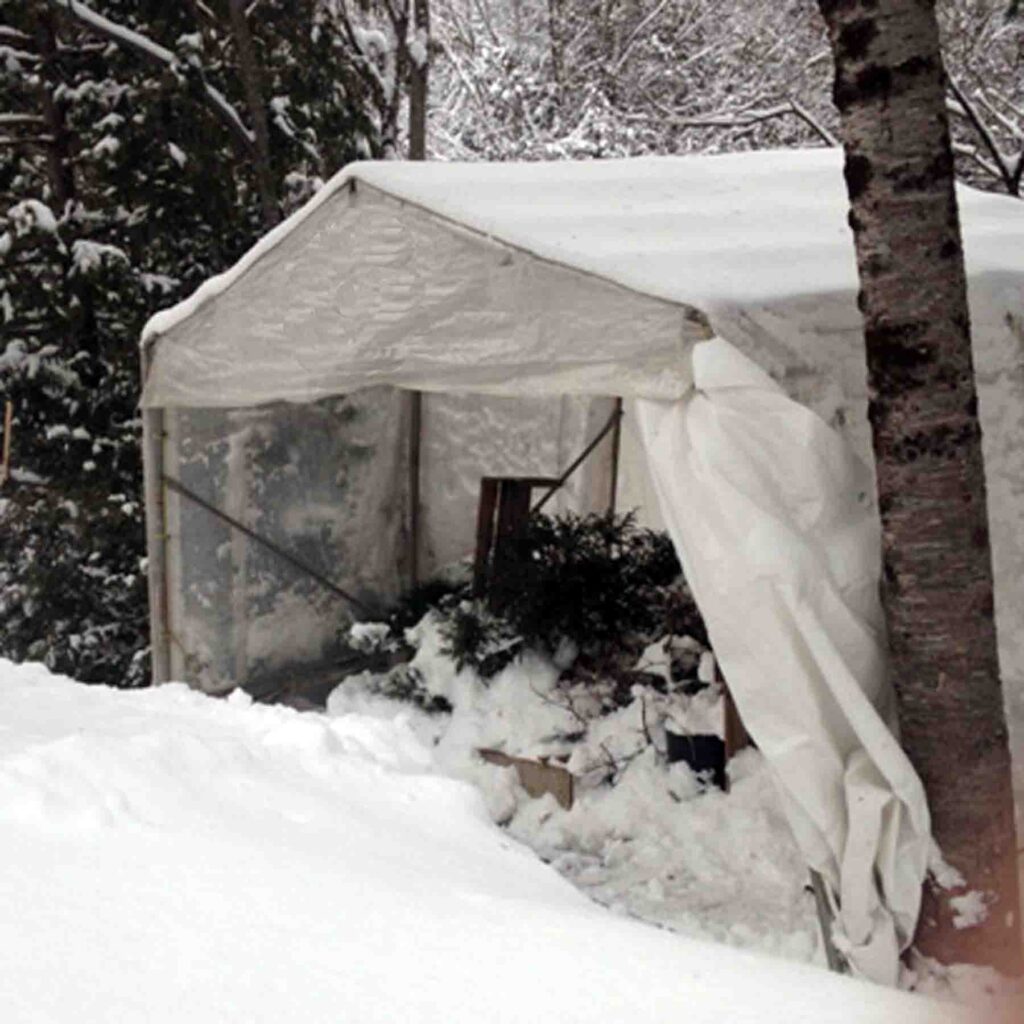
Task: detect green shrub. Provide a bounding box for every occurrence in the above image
[495,510,681,655]
[387,577,467,634]
[424,511,688,680]
[369,664,453,715]
[437,601,523,679]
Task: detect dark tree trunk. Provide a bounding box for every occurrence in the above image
[33,12,75,207]
[816,0,1022,975]
[227,0,278,228]
[407,0,430,160]
[547,0,565,96]
[406,0,429,585]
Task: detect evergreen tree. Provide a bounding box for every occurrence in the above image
[0,2,378,685]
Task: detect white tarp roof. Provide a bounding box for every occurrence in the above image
[140,148,1024,411]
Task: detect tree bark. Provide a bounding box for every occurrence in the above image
[33,12,75,208]
[547,0,565,96]
[227,0,279,228]
[816,0,1022,975]
[407,0,430,160]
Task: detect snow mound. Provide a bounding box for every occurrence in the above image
[0,659,972,1023]
[328,618,819,965]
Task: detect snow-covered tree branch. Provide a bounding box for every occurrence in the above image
[46,0,258,158]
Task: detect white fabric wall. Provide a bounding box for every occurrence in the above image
[162,389,619,693]
[615,403,665,531]
[637,339,930,984]
[419,392,616,577]
[712,288,1024,846]
[968,273,1024,837]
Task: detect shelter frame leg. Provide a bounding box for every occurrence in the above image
[809,869,850,974]
[408,390,422,589]
[141,347,171,683]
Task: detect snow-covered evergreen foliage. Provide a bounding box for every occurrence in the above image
[381,512,693,685]
[0,4,379,685]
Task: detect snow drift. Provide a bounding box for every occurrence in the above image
[0,658,974,1024]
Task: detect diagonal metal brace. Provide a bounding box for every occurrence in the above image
[163,473,379,618]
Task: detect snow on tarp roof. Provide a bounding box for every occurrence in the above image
[140,148,1024,409]
[350,149,860,307]
[351,148,1024,299]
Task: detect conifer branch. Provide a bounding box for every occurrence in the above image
[47,0,258,159]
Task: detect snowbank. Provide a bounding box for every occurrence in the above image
[328,615,822,964]
[0,659,989,1023]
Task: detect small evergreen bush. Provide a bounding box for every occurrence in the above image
[495,510,681,655]
[437,601,523,679]
[369,664,453,715]
[386,577,467,634]
[425,511,688,679]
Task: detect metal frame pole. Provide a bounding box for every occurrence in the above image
[141,343,171,683]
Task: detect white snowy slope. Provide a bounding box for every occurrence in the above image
[328,621,825,966]
[0,659,973,1024]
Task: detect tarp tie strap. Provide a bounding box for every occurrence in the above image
[809,869,849,974]
[531,404,624,515]
[162,474,379,618]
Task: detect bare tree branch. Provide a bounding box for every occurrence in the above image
[948,74,1017,195]
[645,98,838,148]
[1011,149,1024,194]
[788,97,839,147]
[953,140,1004,182]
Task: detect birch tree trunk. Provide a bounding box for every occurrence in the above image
[815,0,1022,975]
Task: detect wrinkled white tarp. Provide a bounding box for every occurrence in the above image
[141,150,1024,418]
[141,181,702,409]
[637,339,930,984]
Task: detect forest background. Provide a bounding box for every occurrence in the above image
[1,0,1021,686]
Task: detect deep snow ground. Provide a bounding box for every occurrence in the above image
[0,658,989,1023]
[329,616,823,965]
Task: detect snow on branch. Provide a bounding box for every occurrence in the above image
[0,25,32,43]
[654,99,839,149]
[947,75,1020,195]
[47,1,256,156]
[0,135,56,148]
[0,114,45,126]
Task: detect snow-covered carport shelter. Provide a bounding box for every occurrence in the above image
[139,148,1024,983]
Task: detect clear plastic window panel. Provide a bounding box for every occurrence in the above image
[163,388,410,694]
[162,388,618,694]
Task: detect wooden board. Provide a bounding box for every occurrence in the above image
[478,747,574,810]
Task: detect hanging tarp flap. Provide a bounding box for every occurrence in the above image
[636,339,930,984]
